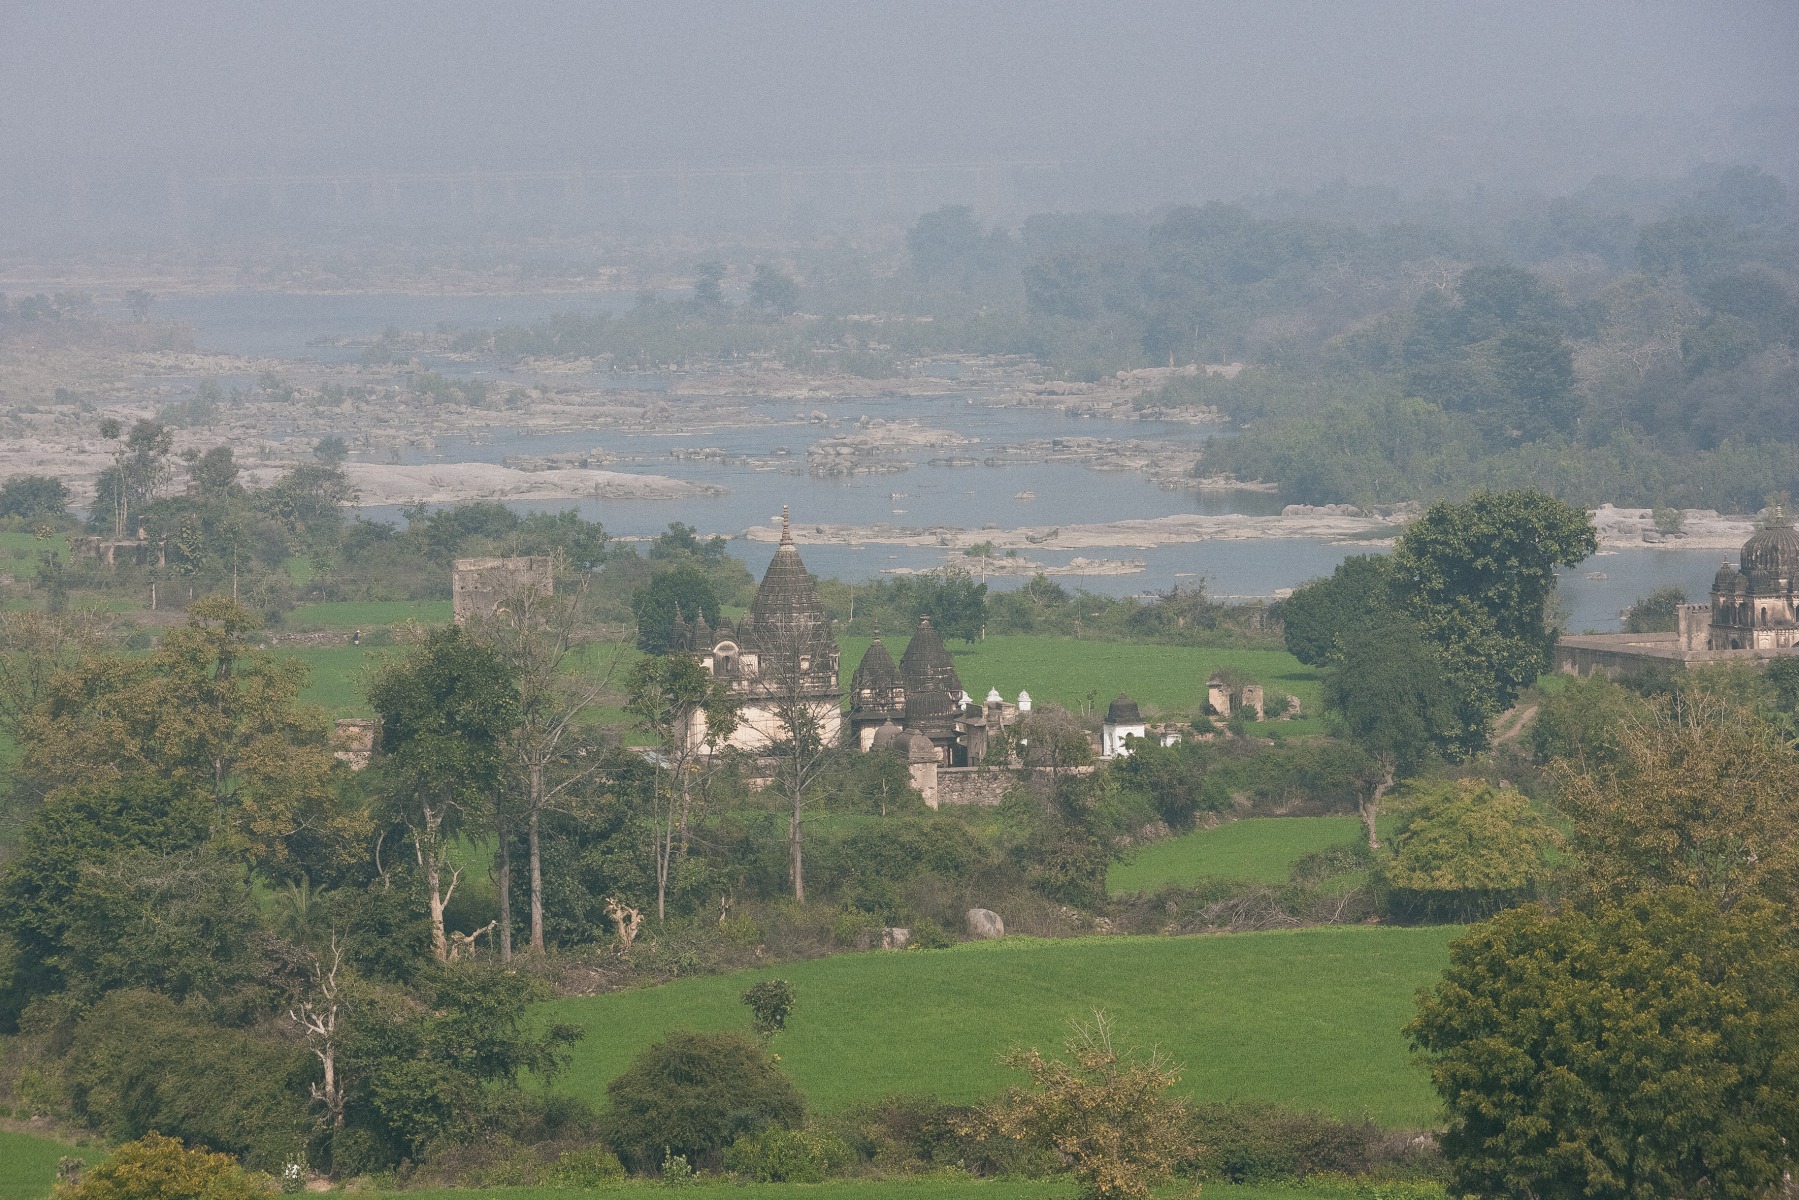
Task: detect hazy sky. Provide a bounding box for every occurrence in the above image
[6,0,1795,179]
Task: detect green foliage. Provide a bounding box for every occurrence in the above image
[1410,891,1799,1200]
[1621,584,1685,633]
[602,1029,805,1171]
[1528,674,1647,768]
[55,847,266,1003]
[1279,556,1393,667]
[368,625,516,819]
[0,777,211,1017]
[1552,698,1799,918]
[1389,490,1596,750]
[546,1147,625,1186]
[723,1128,852,1183]
[338,964,582,1168]
[1105,738,1229,830]
[1186,1101,1394,1184]
[54,1133,271,1200]
[1376,782,1561,922]
[63,990,308,1168]
[631,566,720,654]
[0,475,71,520]
[741,978,795,1039]
[1323,611,1460,771]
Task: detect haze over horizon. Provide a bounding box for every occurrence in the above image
[3,1,1797,242]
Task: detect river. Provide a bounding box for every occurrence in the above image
[157,291,1727,634]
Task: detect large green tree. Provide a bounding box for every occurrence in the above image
[366,627,518,960]
[1389,490,1595,750]
[1322,610,1460,845]
[1410,891,1799,1200]
[1279,554,1393,666]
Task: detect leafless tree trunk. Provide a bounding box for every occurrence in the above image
[495,811,513,961]
[1362,756,1395,849]
[411,796,459,961]
[289,937,347,1130]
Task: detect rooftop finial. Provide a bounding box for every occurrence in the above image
[780,504,792,546]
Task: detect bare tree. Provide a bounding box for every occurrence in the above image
[289,936,347,1130]
[625,653,739,922]
[469,565,618,958]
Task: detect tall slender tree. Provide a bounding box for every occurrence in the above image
[367,627,517,960]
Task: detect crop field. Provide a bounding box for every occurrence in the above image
[0,1131,100,1200]
[1108,817,1367,895]
[841,634,1323,732]
[544,926,1453,1127]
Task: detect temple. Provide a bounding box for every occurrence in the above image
[671,507,843,751]
[1555,516,1799,676]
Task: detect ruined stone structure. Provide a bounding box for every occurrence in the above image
[71,536,164,568]
[452,555,554,624]
[673,508,843,752]
[330,718,379,770]
[1206,675,1264,719]
[1556,519,1799,677]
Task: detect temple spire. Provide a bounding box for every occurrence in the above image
[780,504,792,546]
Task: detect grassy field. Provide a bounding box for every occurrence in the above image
[283,599,452,630]
[0,1130,100,1200]
[842,634,1322,731]
[1108,817,1367,895]
[280,631,1317,729]
[544,926,1453,1127]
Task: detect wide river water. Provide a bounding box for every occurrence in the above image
[158,292,1730,634]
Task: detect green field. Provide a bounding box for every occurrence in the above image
[545,926,1453,1127]
[0,1130,100,1200]
[280,632,1314,729]
[283,599,452,630]
[842,635,1322,731]
[1109,817,1367,895]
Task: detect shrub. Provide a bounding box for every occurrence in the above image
[741,978,795,1038]
[603,1029,804,1171]
[1186,1101,1382,1182]
[64,990,309,1171]
[961,1011,1193,1200]
[55,1133,271,1200]
[548,1148,625,1186]
[909,915,953,949]
[724,1128,852,1182]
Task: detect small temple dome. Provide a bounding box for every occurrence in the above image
[1106,693,1142,724]
[1741,521,1799,583]
[869,720,905,751]
[1714,560,1739,592]
[903,731,938,764]
[1017,690,1032,712]
[985,687,1003,705]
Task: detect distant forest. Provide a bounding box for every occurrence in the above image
[435,164,1797,512]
